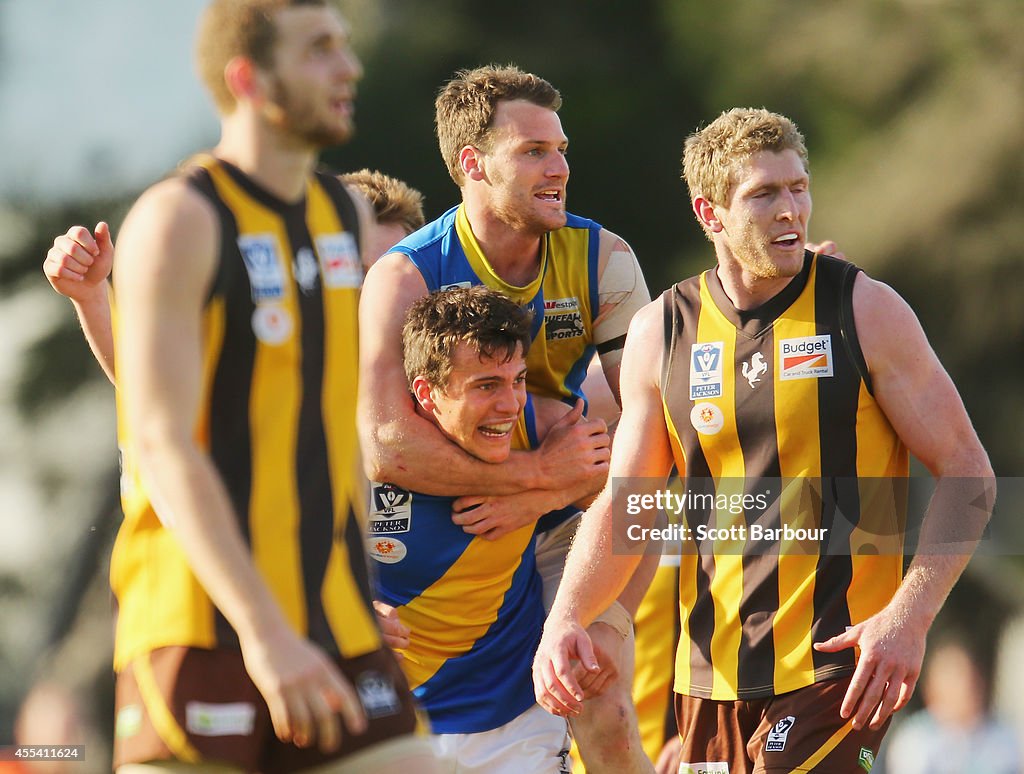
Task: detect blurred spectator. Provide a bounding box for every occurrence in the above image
[885,639,1022,774]
[6,682,87,774]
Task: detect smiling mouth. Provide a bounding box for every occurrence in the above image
[535,189,562,203]
[479,420,515,438]
[772,232,800,247]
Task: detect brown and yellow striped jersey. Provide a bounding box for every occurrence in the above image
[110,156,380,670]
[661,252,908,700]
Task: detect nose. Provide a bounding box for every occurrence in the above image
[547,151,569,181]
[776,189,797,221]
[494,385,520,414]
[337,46,363,83]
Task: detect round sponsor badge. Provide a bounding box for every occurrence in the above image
[251,304,292,345]
[690,402,724,435]
[367,537,407,564]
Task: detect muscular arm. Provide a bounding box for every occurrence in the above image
[814,274,994,730]
[533,300,676,715]
[592,229,651,400]
[358,253,608,496]
[115,180,363,750]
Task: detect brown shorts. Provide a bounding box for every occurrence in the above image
[113,646,419,773]
[675,676,890,773]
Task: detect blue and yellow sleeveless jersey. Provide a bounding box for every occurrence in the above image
[392,204,601,405]
[367,400,544,734]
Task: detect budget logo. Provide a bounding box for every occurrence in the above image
[315,232,361,289]
[690,341,724,399]
[778,335,834,380]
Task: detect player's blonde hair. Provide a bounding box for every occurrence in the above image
[682,108,808,209]
[341,169,426,234]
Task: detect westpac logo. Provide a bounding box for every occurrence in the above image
[689,341,724,400]
[544,296,584,341]
[778,335,833,380]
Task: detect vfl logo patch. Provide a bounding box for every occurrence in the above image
[315,232,361,289]
[544,296,585,341]
[238,234,286,302]
[356,670,402,719]
[778,335,834,380]
[690,342,724,400]
[369,482,412,534]
[765,715,796,752]
[441,281,473,291]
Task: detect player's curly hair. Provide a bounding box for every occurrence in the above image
[402,286,533,391]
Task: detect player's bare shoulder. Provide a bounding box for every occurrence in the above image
[116,176,220,292]
[620,297,665,388]
[850,270,925,373]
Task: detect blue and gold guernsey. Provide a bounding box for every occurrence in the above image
[368,401,544,734]
[392,204,601,405]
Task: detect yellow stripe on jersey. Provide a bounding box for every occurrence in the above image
[203,161,308,637]
[397,524,536,689]
[455,205,545,302]
[771,259,820,693]
[695,274,744,700]
[848,382,907,631]
[664,405,699,697]
[306,178,379,657]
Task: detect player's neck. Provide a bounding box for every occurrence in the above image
[461,198,543,287]
[714,256,793,311]
[215,114,320,204]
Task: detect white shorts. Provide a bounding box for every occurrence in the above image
[430,703,572,774]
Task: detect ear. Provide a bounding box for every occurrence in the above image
[411,376,437,412]
[459,145,486,182]
[224,55,262,105]
[693,196,724,233]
